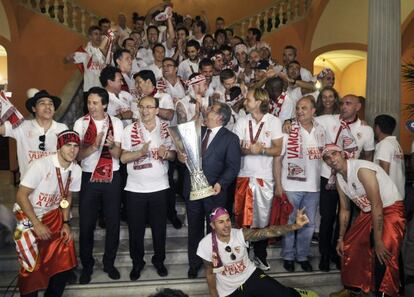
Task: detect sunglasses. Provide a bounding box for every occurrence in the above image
[225,246,236,261]
[39,135,46,151]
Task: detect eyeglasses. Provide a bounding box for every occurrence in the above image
[39,135,46,151]
[225,246,236,260]
[138,105,157,110]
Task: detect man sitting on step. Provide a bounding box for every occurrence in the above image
[197,207,319,297]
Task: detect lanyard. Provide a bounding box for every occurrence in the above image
[249,120,264,144]
[56,168,72,208]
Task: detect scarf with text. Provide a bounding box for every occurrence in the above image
[82,114,114,182]
[0,91,24,128]
[269,92,287,117]
[326,117,358,189]
[286,120,325,181]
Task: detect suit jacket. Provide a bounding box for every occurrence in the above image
[183,126,241,200]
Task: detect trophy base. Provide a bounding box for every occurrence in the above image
[190,186,216,200]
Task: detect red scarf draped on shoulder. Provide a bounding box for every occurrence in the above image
[83,114,114,183]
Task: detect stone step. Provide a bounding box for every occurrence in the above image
[0,258,342,297]
[0,239,325,272]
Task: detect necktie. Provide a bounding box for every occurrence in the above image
[201,129,212,155]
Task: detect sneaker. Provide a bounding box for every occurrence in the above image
[329,288,362,297]
[253,256,270,271]
[294,288,319,297]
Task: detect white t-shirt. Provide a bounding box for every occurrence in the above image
[4,119,68,176]
[287,86,304,104]
[73,42,106,91]
[315,114,375,178]
[73,115,123,172]
[233,113,283,180]
[270,92,295,124]
[163,77,186,100]
[122,72,140,99]
[197,229,257,297]
[19,154,81,218]
[336,160,403,212]
[281,124,326,192]
[374,136,405,197]
[145,63,163,80]
[122,118,174,193]
[137,47,154,66]
[107,90,139,127]
[178,59,200,81]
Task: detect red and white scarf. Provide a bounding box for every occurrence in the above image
[326,118,358,189]
[0,91,24,128]
[286,120,325,182]
[82,114,114,183]
[269,92,287,117]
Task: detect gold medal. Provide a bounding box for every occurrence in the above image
[60,199,69,209]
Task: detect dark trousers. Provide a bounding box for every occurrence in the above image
[21,270,69,297]
[167,160,179,220]
[185,193,227,268]
[226,179,237,217]
[79,171,121,271]
[228,268,300,297]
[126,189,168,267]
[319,177,340,258]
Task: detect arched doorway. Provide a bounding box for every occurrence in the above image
[313,49,367,97]
[0,44,9,170]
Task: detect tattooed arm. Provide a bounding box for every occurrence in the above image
[242,208,309,242]
[357,167,391,265]
[203,260,219,297]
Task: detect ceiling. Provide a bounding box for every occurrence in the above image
[314,50,367,72]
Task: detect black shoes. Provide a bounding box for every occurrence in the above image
[169,216,183,230]
[103,265,121,280]
[188,264,202,279]
[79,269,92,284]
[298,260,313,272]
[319,255,330,272]
[153,263,168,277]
[283,260,295,272]
[130,263,145,281]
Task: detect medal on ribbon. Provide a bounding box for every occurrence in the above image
[56,168,72,209]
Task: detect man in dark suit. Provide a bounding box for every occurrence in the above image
[178,102,241,279]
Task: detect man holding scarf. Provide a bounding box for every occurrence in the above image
[315,94,374,272]
[73,87,124,284]
[277,96,327,272]
[14,130,81,297]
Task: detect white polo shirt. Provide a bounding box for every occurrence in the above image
[336,160,403,213]
[73,42,106,91]
[122,118,174,193]
[233,113,283,180]
[197,228,256,297]
[73,115,123,173]
[163,77,186,100]
[4,119,68,176]
[315,114,375,178]
[19,154,82,218]
[178,58,200,81]
[374,136,405,197]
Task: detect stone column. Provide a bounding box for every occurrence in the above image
[365,0,401,134]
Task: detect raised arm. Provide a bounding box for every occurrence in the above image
[242,208,308,241]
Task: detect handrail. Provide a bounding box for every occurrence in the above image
[18,0,100,37]
[228,0,312,37]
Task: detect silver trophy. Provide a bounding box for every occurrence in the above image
[168,121,215,200]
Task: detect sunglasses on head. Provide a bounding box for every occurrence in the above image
[225,246,236,261]
[39,135,46,151]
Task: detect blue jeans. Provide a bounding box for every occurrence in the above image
[281,191,319,261]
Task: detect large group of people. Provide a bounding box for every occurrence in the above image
[1,3,413,297]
